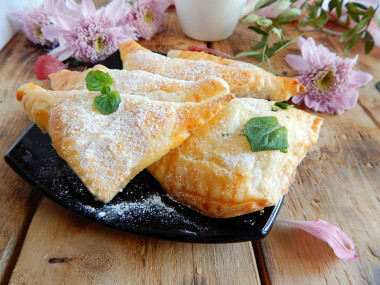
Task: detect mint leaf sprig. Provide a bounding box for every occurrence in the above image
[86,70,121,115]
[243,116,288,153]
[238,0,379,67]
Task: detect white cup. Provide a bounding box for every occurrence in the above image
[174,0,245,41]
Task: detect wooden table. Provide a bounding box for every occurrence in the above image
[1,6,379,285]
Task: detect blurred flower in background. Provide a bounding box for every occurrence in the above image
[127,0,171,40]
[11,0,57,47]
[11,0,171,63]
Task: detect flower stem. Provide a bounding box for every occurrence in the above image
[284,28,343,36]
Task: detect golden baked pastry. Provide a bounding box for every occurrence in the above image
[49,65,230,102]
[167,50,307,101]
[148,98,323,218]
[16,83,234,202]
[119,40,265,98]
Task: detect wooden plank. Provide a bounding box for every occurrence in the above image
[10,198,261,285]
[213,22,380,284]
[262,106,380,285]
[0,32,48,284]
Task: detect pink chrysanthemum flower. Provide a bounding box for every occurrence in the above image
[127,0,170,40]
[11,0,56,47]
[43,0,137,63]
[285,37,373,115]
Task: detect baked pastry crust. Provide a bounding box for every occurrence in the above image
[16,83,234,202]
[119,40,265,97]
[148,98,323,218]
[167,50,307,101]
[49,65,230,102]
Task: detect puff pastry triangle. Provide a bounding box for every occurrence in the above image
[119,40,265,97]
[49,65,230,103]
[148,98,323,218]
[16,83,234,202]
[167,50,307,101]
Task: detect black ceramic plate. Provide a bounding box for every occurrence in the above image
[4,52,283,243]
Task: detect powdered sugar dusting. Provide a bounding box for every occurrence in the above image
[124,51,255,89]
[50,91,177,202]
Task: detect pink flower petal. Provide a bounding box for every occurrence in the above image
[291,93,306,105]
[105,0,131,22]
[285,54,308,71]
[81,0,97,18]
[336,89,359,110]
[34,55,68,80]
[187,45,233,58]
[349,71,374,87]
[278,219,358,261]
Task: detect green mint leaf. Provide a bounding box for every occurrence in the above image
[274,101,293,110]
[86,70,114,92]
[94,91,121,115]
[244,116,288,152]
[375,81,380,92]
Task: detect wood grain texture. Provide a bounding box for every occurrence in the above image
[212,22,380,285]
[0,32,48,285]
[10,198,260,285]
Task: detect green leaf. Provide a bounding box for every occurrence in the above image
[336,0,343,18]
[257,18,273,26]
[86,70,114,92]
[272,0,291,11]
[298,18,312,25]
[248,25,269,35]
[345,2,365,15]
[272,27,283,39]
[274,101,294,110]
[375,81,380,92]
[255,0,277,10]
[244,116,288,152]
[364,31,374,54]
[352,2,369,10]
[340,17,371,42]
[328,0,339,12]
[242,14,260,24]
[343,32,363,54]
[264,37,299,58]
[274,8,302,25]
[251,40,267,50]
[94,91,121,115]
[315,9,328,27]
[235,50,262,58]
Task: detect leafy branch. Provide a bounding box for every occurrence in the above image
[237,0,379,65]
